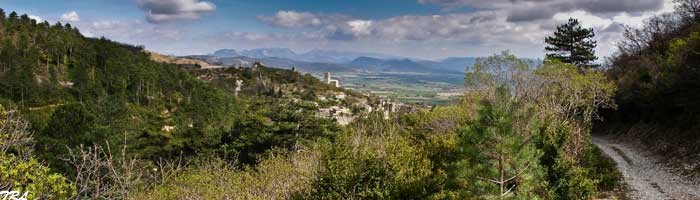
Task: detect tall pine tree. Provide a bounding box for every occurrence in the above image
[545,18,598,68]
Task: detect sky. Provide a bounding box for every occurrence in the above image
[0,0,678,60]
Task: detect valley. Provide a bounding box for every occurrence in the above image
[335,71,463,105]
[183,48,473,105]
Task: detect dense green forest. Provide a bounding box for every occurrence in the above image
[0,8,359,199]
[2,1,698,199]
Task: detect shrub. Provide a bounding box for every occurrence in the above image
[0,104,76,199]
[304,117,438,199]
[132,148,320,200]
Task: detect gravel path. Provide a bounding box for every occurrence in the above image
[592,135,700,200]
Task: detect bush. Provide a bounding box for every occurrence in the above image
[0,153,76,199]
[132,148,320,200]
[0,104,76,199]
[445,87,551,199]
[304,114,439,199]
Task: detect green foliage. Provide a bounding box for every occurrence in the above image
[608,6,700,123]
[545,18,598,68]
[462,53,617,199]
[0,153,76,199]
[37,104,101,167]
[303,114,438,199]
[0,9,246,162]
[221,98,341,164]
[532,62,616,199]
[0,12,353,198]
[584,146,623,192]
[535,60,617,126]
[0,104,76,199]
[447,88,551,199]
[132,150,320,200]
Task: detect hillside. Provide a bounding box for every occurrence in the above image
[0,9,372,176]
[597,3,700,178]
[146,51,221,69]
[348,57,461,74]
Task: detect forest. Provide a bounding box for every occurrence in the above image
[1,0,699,199]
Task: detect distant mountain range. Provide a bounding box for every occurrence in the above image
[212,48,297,60]
[211,48,402,64]
[187,48,481,75]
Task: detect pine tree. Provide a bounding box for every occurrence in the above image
[8,11,17,21]
[0,8,5,26]
[545,18,598,68]
[448,87,549,198]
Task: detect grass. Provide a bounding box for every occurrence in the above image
[588,145,627,199]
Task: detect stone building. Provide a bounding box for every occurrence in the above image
[324,72,340,87]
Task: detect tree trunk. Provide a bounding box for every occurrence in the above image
[499,154,504,195]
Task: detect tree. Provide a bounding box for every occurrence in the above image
[38,104,101,171]
[8,11,17,22]
[447,87,550,198]
[0,8,5,29]
[465,51,533,99]
[0,104,76,199]
[676,0,700,22]
[545,18,598,69]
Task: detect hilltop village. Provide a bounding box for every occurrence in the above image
[163,53,420,126]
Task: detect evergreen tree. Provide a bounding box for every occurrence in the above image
[0,8,5,28]
[545,18,598,68]
[8,11,17,21]
[448,87,549,198]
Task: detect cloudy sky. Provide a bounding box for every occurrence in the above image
[0,0,677,60]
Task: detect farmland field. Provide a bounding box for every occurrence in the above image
[335,72,464,105]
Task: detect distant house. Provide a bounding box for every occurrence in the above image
[318,106,354,126]
[162,125,176,132]
[324,72,340,87]
[333,92,346,100]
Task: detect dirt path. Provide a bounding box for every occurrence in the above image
[592,135,700,200]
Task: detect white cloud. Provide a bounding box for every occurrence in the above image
[420,0,666,22]
[257,11,323,28]
[347,20,373,36]
[61,11,80,22]
[553,11,613,28]
[91,20,124,30]
[137,0,216,23]
[70,19,184,46]
[28,15,42,22]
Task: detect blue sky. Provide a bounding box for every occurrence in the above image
[0,0,676,60]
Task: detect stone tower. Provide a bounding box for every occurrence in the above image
[324,72,332,84]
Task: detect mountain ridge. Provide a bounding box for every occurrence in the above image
[199,48,479,74]
[211,48,404,63]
